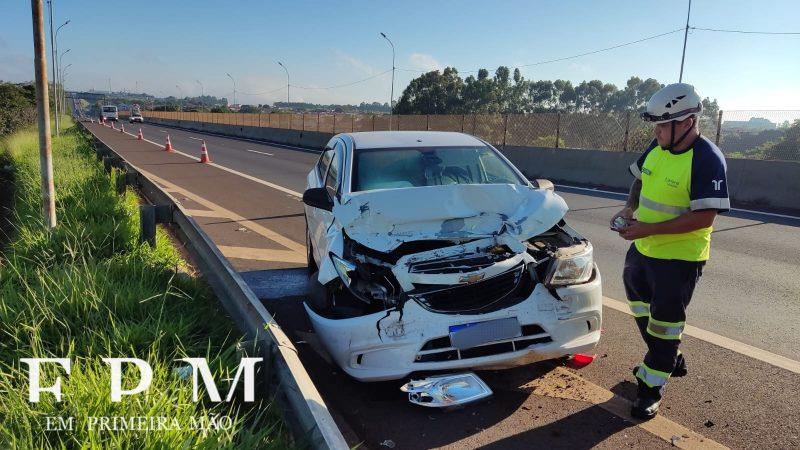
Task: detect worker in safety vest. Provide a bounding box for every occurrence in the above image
[610,83,729,419]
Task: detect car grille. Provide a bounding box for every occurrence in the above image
[414,324,552,363]
[409,253,507,274]
[411,263,530,314]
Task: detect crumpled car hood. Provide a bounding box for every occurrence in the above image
[334,184,568,252]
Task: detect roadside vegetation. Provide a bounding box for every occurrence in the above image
[0,118,292,449]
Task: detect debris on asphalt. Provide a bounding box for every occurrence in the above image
[401,372,493,408]
[671,435,682,446]
[379,439,396,448]
[704,420,715,427]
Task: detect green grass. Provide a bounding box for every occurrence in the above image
[0,119,294,449]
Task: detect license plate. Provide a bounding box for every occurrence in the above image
[449,317,521,350]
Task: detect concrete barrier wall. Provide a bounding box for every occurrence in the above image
[146,117,799,212]
[501,145,799,212]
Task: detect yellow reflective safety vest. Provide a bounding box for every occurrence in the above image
[628,136,730,261]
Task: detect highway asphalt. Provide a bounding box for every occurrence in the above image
[90,120,800,449]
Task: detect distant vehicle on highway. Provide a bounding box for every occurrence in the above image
[129,107,144,123]
[302,131,602,382]
[100,105,118,122]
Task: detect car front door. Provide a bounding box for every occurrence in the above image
[307,140,343,268]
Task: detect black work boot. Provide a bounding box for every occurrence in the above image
[672,353,688,377]
[631,394,662,420]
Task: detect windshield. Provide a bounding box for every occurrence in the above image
[353,146,526,192]
[102,106,117,112]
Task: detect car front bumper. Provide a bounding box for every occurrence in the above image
[305,267,602,381]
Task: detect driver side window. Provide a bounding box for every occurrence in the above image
[324,143,343,199]
[317,148,333,182]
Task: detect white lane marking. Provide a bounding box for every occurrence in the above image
[188,136,203,141]
[247,149,274,156]
[603,296,800,374]
[136,135,304,198]
[556,183,800,221]
[96,128,800,374]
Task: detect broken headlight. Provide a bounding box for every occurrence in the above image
[545,243,593,287]
[330,253,357,287]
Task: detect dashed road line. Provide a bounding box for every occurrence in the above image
[247,149,274,156]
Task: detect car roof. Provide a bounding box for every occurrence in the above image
[345,131,486,150]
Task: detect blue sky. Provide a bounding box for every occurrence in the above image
[1,0,798,110]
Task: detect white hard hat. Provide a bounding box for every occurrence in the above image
[641,83,703,124]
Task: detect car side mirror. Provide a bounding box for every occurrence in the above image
[303,187,333,211]
[534,179,555,191]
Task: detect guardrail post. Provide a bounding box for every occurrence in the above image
[555,113,561,149]
[372,115,376,131]
[351,115,355,132]
[139,205,156,247]
[461,114,465,133]
[332,114,336,133]
[715,110,723,146]
[289,113,292,130]
[426,114,430,131]
[258,113,262,127]
[317,113,320,132]
[622,111,631,152]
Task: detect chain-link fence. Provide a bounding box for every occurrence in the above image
[143,110,800,161]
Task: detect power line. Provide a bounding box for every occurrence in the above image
[291,69,393,90]
[690,26,800,35]
[237,86,287,96]
[396,28,685,74]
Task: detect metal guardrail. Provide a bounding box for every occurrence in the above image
[79,120,349,450]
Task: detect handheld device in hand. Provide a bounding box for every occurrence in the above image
[612,216,628,230]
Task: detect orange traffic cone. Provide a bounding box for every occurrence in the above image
[137,128,144,140]
[198,140,211,163]
[120,123,125,133]
[164,135,173,152]
[111,121,116,130]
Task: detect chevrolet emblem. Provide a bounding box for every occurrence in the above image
[458,273,486,284]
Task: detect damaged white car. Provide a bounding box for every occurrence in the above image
[303,131,602,382]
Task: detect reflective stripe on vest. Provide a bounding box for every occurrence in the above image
[628,301,650,318]
[639,195,689,216]
[647,318,685,340]
[636,363,671,387]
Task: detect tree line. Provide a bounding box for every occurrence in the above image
[393,66,719,118]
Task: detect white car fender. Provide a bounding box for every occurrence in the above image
[317,225,345,285]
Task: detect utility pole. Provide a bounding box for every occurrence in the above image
[31,0,57,229]
[380,32,396,130]
[47,1,58,135]
[679,0,692,82]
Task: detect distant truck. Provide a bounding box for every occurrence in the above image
[100,105,119,122]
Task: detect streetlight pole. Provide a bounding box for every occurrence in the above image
[60,63,71,114]
[226,72,236,106]
[380,32,396,130]
[54,19,69,124]
[175,84,184,111]
[195,79,204,108]
[679,0,692,82]
[107,77,111,104]
[58,49,70,115]
[277,61,290,105]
